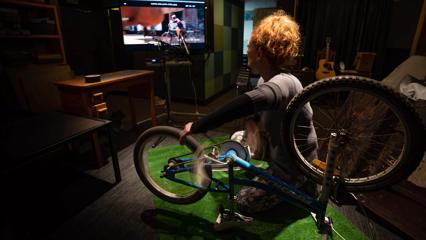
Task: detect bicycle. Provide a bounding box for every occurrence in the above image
[133,76,425,238]
[160,30,188,46]
[160,31,178,45]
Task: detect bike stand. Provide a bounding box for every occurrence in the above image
[214,205,253,231]
[214,157,253,231]
[311,212,333,239]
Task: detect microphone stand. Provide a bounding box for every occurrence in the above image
[154,35,206,127]
[159,40,172,124]
[173,34,206,119]
[156,39,176,125]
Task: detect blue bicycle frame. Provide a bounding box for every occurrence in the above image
[161,133,341,233]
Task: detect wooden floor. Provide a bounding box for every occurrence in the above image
[3,86,408,240]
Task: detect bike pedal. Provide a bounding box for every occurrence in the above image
[214,208,253,231]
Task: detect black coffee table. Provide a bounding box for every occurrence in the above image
[1,111,121,183]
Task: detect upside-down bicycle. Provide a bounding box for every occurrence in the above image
[133,76,425,238]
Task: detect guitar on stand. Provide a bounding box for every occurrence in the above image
[315,37,336,81]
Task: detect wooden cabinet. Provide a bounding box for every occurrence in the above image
[54,70,158,127]
[0,0,66,64]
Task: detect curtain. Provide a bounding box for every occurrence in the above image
[296,0,393,78]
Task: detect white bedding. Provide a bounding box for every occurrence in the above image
[382,55,426,188]
[382,55,426,100]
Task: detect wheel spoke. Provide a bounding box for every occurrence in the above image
[287,78,420,191]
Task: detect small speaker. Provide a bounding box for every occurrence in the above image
[85,74,101,83]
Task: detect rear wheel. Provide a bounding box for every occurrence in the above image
[285,76,425,191]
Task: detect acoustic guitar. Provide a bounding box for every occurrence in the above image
[315,37,336,80]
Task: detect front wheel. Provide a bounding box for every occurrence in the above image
[285,76,425,191]
[134,126,211,204]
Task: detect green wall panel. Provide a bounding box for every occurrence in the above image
[214,24,224,52]
[214,75,224,92]
[204,0,244,101]
[232,4,241,28]
[213,0,224,25]
[223,27,232,51]
[223,50,232,74]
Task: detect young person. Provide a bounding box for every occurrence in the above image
[180,10,318,213]
[168,14,185,37]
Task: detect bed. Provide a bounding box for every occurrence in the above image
[354,55,426,239]
[381,55,426,188]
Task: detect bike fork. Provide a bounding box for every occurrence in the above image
[315,132,346,239]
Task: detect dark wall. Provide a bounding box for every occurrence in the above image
[387,0,422,49]
[59,1,115,75]
[383,0,423,77]
[275,0,422,79]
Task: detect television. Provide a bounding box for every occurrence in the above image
[120,0,206,51]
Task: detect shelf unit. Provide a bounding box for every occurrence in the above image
[0,0,66,64]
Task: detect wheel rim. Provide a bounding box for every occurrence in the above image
[289,85,409,185]
[137,133,203,199]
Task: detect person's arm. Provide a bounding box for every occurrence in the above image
[244,81,288,112]
[190,81,285,133]
[190,94,254,133]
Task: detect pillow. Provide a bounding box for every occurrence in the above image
[399,74,426,100]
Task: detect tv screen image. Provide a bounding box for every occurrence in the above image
[120,0,206,49]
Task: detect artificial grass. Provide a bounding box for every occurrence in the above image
[142,136,367,239]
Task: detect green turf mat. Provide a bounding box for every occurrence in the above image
[142,136,367,239]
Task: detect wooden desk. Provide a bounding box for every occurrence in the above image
[54,70,157,127]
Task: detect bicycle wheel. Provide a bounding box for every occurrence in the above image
[134,126,211,204]
[160,32,172,43]
[285,76,425,191]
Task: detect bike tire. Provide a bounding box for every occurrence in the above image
[285,76,425,191]
[134,126,211,204]
[160,32,172,44]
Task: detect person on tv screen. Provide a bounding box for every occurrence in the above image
[179,10,318,214]
[168,14,185,38]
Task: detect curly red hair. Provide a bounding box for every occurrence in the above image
[250,10,300,68]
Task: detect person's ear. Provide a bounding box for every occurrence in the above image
[256,48,263,61]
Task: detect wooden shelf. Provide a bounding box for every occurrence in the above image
[0,34,60,39]
[0,0,55,9]
[0,0,66,64]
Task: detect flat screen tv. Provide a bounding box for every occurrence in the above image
[120,0,206,51]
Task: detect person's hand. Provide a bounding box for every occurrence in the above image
[179,122,193,145]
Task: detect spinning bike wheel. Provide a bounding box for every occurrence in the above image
[134,126,211,204]
[286,76,425,191]
[160,31,179,45]
[160,32,172,43]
